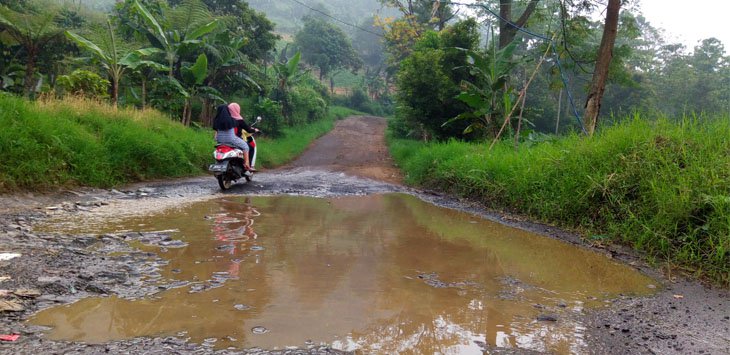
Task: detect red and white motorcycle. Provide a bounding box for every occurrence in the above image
[208,116,261,190]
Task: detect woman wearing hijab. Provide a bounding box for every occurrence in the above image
[212,104,253,171]
[228,102,259,140]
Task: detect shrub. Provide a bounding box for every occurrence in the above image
[252,97,284,138]
[291,85,327,124]
[56,69,110,99]
[349,87,369,110]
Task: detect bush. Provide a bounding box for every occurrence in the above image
[252,97,284,138]
[330,88,391,117]
[291,85,327,124]
[56,69,109,99]
[349,87,369,110]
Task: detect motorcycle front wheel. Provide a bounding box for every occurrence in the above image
[217,175,233,190]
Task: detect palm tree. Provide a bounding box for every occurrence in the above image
[0,4,64,97]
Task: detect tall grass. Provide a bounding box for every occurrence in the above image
[389,116,730,284]
[0,95,360,191]
[0,95,211,190]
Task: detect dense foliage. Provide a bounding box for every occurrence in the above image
[394,19,482,140]
[0,0,337,130]
[381,1,730,140]
[294,17,362,82]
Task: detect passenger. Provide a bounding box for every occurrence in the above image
[212,104,253,171]
[228,103,259,170]
[227,102,259,140]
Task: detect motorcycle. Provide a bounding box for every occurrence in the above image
[208,116,262,190]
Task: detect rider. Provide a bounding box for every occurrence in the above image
[228,102,259,140]
[212,104,253,171]
[228,102,259,170]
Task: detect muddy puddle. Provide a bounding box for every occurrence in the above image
[29,193,656,353]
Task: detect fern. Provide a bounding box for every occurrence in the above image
[167,0,212,39]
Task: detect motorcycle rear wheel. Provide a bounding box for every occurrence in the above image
[217,175,233,190]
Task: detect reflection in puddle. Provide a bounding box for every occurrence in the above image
[30,194,656,353]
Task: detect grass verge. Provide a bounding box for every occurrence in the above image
[0,95,211,190]
[389,116,730,285]
[0,95,359,191]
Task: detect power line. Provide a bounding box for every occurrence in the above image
[283,0,586,132]
[442,0,587,133]
[284,0,385,38]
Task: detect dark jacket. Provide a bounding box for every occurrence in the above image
[234,119,256,139]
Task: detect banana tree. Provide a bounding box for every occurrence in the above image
[65,19,163,106]
[445,40,521,137]
[271,49,305,122]
[169,53,224,126]
[132,0,218,78]
[125,54,169,109]
[198,31,260,125]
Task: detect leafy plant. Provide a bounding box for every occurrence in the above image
[57,69,110,99]
[65,19,163,105]
[271,48,306,123]
[252,97,283,137]
[131,0,218,77]
[446,40,521,137]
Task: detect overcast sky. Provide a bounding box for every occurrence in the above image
[637,0,729,52]
[456,0,728,54]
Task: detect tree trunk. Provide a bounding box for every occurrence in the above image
[112,76,119,107]
[583,0,621,136]
[182,100,188,125]
[555,88,563,134]
[498,0,540,49]
[141,78,147,109]
[23,48,37,98]
[200,98,214,126]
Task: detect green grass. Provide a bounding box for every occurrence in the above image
[389,116,730,285]
[331,70,364,88]
[0,95,212,190]
[0,94,359,191]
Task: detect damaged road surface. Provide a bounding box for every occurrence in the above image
[1,116,728,354]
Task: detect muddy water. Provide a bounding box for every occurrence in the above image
[30,194,656,353]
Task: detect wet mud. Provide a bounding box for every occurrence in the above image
[1,116,728,354]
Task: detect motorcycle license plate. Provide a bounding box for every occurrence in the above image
[208,162,228,173]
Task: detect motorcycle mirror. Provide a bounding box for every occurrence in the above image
[256,116,262,122]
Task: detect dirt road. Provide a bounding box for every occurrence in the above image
[287,116,402,184]
[0,116,727,354]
